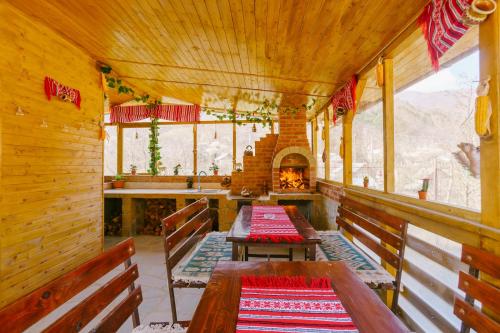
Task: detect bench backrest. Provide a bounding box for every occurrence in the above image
[162,197,213,279]
[0,238,141,333]
[337,196,408,310]
[454,244,500,333]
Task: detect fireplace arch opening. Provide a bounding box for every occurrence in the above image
[279,153,309,190]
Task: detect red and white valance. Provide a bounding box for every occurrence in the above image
[330,75,357,124]
[110,104,200,123]
[418,0,473,71]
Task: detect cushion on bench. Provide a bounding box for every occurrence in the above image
[172,232,232,285]
[316,231,394,288]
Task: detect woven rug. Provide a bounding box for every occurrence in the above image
[246,206,304,243]
[316,231,394,287]
[236,276,358,333]
[172,232,232,284]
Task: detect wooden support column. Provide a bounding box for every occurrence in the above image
[117,124,123,174]
[383,58,395,193]
[193,124,198,175]
[343,110,354,185]
[312,118,318,158]
[232,122,237,170]
[324,109,331,180]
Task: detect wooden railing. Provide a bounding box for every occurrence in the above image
[341,188,500,332]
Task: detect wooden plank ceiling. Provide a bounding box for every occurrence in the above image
[9,0,429,115]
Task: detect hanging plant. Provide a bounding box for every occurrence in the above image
[148,115,162,176]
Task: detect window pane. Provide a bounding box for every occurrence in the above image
[329,122,343,183]
[352,79,384,190]
[123,128,150,174]
[235,123,271,165]
[159,125,194,175]
[197,124,233,175]
[316,114,325,179]
[394,51,480,210]
[104,126,117,176]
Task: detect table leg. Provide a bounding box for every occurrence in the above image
[232,243,239,261]
[288,248,293,261]
[308,245,316,261]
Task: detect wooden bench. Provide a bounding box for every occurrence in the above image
[162,197,232,325]
[0,238,142,333]
[318,196,408,311]
[454,244,500,333]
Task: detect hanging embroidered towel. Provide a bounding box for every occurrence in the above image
[110,104,200,123]
[246,206,304,243]
[418,0,473,71]
[331,76,357,124]
[236,276,359,333]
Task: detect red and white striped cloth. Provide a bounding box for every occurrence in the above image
[330,76,357,124]
[246,206,304,243]
[236,276,358,333]
[110,104,200,123]
[418,0,473,71]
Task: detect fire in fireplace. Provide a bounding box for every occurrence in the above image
[279,167,306,190]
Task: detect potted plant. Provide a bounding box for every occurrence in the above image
[186,176,193,189]
[173,164,182,176]
[363,176,369,188]
[130,164,137,175]
[112,174,125,189]
[209,162,219,176]
[418,178,430,200]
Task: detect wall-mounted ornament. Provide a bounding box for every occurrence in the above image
[15,106,25,116]
[99,121,106,140]
[44,77,81,108]
[475,76,492,138]
[376,57,384,87]
[40,119,48,128]
[339,137,344,159]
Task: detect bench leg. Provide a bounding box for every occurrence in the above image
[168,285,178,324]
[288,248,293,261]
[232,243,239,261]
[308,245,316,261]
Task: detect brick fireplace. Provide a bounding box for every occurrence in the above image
[231,109,316,196]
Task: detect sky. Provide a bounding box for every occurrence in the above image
[407,51,479,93]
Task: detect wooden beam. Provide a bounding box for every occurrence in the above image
[343,110,354,185]
[383,58,395,193]
[117,124,123,175]
[232,122,237,170]
[324,109,331,180]
[193,124,197,175]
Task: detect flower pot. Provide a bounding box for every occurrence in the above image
[112,180,125,189]
[213,170,218,176]
[472,0,497,15]
[418,191,427,200]
[131,170,137,175]
[363,182,369,188]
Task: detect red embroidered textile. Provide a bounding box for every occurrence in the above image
[44,77,81,108]
[246,206,304,243]
[418,0,472,71]
[236,276,358,333]
[330,76,357,124]
[110,104,200,123]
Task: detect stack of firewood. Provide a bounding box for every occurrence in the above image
[105,215,122,236]
[141,199,176,235]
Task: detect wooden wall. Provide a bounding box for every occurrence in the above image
[0,3,103,307]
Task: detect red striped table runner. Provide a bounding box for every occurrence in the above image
[236,276,359,333]
[246,206,304,243]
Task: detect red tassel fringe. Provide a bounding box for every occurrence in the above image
[245,234,305,243]
[241,275,332,289]
[418,3,441,71]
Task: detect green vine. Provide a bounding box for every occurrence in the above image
[100,64,151,103]
[204,98,316,128]
[148,116,162,176]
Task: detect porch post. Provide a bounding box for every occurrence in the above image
[343,110,353,185]
[193,124,197,175]
[232,122,237,170]
[383,58,395,193]
[312,118,318,160]
[324,109,331,180]
[117,123,123,175]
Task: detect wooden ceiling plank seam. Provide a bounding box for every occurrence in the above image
[195,0,238,89]
[228,0,252,88]
[254,0,268,91]
[241,0,259,89]
[263,0,280,82]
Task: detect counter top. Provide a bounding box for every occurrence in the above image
[104,188,230,198]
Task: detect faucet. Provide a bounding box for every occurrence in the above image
[197,171,207,192]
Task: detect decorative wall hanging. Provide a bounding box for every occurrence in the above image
[376,58,384,87]
[110,104,200,123]
[475,77,492,138]
[44,77,81,108]
[339,137,344,159]
[330,76,357,124]
[418,0,473,71]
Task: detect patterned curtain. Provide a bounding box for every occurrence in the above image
[110,104,200,123]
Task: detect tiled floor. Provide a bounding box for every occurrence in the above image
[27,235,304,333]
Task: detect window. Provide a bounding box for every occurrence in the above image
[352,77,384,190]
[394,51,480,210]
[329,121,343,183]
[235,123,271,164]
[316,113,325,179]
[197,123,233,175]
[123,128,150,174]
[104,126,117,176]
[159,125,194,175]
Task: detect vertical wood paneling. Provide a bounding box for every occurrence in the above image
[0,3,103,307]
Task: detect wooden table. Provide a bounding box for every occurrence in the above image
[187,261,410,333]
[226,205,321,261]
